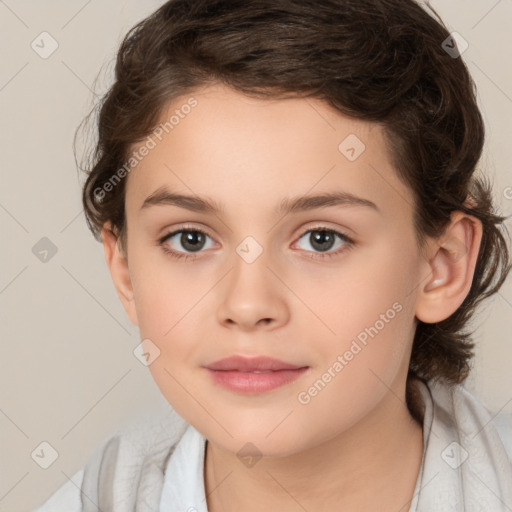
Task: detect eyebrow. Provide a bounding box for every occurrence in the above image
[140,186,380,215]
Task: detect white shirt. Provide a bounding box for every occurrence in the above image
[157,415,428,512]
[159,424,208,512]
[33,379,512,511]
[158,419,427,512]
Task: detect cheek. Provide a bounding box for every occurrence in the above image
[306,241,415,346]
[298,243,417,413]
[130,251,211,338]
[129,256,216,406]
[293,304,414,452]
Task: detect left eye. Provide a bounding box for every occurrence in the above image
[293,228,353,256]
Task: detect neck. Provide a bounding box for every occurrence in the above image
[204,386,424,512]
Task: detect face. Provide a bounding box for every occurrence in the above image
[114,83,427,457]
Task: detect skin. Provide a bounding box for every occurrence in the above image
[102,82,483,511]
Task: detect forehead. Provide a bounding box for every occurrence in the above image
[125,83,412,221]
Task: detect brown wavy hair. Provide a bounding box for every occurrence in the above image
[78,0,511,419]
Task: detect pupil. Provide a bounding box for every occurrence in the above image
[182,231,204,252]
[311,231,334,252]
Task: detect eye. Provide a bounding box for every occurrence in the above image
[158,227,216,261]
[293,227,354,260]
[158,225,355,262]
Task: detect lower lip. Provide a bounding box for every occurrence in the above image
[205,368,309,393]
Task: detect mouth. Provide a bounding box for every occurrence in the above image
[203,356,309,393]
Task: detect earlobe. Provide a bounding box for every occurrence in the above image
[101,224,139,327]
[415,211,483,324]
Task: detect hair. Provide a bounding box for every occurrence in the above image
[78,0,511,422]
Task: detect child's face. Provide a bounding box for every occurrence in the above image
[117,83,428,456]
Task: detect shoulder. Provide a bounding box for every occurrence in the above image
[31,405,189,512]
[428,378,512,465]
[487,406,512,464]
[455,384,512,464]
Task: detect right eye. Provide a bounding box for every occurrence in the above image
[159,227,216,261]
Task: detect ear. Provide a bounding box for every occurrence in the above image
[415,211,483,324]
[101,223,139,326]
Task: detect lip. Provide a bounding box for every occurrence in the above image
[203,356,309,393]
[205,355,305,371]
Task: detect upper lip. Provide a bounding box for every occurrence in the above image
[204,356,307,372]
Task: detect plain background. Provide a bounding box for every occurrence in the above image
[0,1,511,511]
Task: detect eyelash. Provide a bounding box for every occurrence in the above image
[158,225,355,262]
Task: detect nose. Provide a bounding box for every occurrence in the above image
[216,247,290,332]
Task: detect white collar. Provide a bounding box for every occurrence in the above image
[159,423,208,512]
[158,379,512,512]
[411,379,512,511]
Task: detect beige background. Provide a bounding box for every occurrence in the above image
[0,1,511,511]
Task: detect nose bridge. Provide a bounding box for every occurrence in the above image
[229,233,274,298]
[216,233,289,329]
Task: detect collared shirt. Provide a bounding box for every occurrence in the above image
[157,387,430,512]
[157,423,428,512]
[33,379,512,512]
[159,424,208,512]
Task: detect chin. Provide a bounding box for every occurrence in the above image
[213,433,305,459]
[200,417,319,458]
